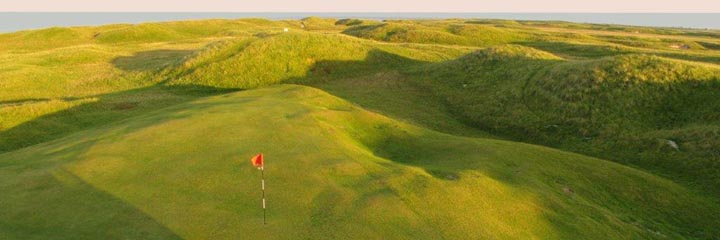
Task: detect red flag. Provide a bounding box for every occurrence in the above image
[251,153,263,169]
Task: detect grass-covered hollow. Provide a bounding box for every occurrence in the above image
[1,17,720,239]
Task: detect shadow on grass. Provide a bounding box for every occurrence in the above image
[520,40,720,64]
[0,97,83,107]
[288,49,720,238]
[0,83,239,239]
[0,84,240,153]
[111,49,194,72]
[0,48,241,153]
[518,41,630,58]
[285,50,491,138]
[2,47,719,238]
[9,47,715,195]
[0,167,181,240]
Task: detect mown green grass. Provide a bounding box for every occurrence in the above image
[2,17,720,239]
[2,85,718,239]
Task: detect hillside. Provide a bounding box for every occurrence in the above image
[2,85,719,239]
[2,17,720,239]
[414,45,720,194]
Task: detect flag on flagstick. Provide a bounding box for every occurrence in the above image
[250,153,266,224]
[251,153,264,169]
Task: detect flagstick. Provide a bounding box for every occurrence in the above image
[261,165,266,225]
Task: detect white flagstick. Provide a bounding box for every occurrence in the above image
[261,165,266,225]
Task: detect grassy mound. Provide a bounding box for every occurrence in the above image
[343,22,531,47]
[94,19,299,44]
[335,18,366,26]
[167,32,373,88]
[300,17,343,31]
[416,47,720,194]
[1,85,718,239]
[166,31,470,89]
[343,23,470,45]
[0,27,471,154]
[0,27,95,52]
[0,19,301,52]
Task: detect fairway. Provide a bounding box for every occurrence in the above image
[1,17,720,239]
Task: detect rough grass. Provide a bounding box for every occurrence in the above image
[415,46,720,196]
[166,31,471,89]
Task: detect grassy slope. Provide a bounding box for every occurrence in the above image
[2,85,719,239]
[162,22,720,197]
[344,19,720,64]
[0,28,475,152]
[0,18,303,151]
[2,18,720,239]
[343,20,720,196]
[412,45,720,195]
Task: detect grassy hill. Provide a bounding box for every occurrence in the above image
[413,45,720,194]
[2,85,719,239]
[2,17,720,239]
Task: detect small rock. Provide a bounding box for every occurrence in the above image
[445,174,459,181]
[544,124,559,131]
[562,186,573,194]
[667,140,680,151]
[669,44,690,50]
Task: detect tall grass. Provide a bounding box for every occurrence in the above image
[415,47,720,195]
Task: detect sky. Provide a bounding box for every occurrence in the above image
[2,0,720,12]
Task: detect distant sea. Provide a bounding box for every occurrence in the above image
[1,13,718,33]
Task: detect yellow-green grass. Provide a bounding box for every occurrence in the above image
[344,19,720,64]
[0,39,212,152]
[2,85,718,239]
[166,31,472,89]
[0,29,472,153]
[0,19,308,151]
[2,17,720,239]
[414,45,720,196]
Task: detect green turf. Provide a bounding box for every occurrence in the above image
[2,17,720,239]
[2,85,718,239]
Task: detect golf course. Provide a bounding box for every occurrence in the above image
[1,17,719,239]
